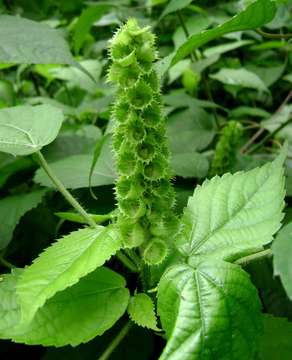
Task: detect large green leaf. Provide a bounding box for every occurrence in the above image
[73,4,113,54]
[0,105,63,156]
[259,315,292,359]
[157,261,262,360]
[17,225,121,324]
[0,15,75,65]
[34,136,116,189]
[0,190,46,250]
[272,222,292,300]
[210,68,268,92]
[128,293,159,331]
[176,147,286,266]
[157,0,276,75]
[0,153,34,188]
[0,267,130,347]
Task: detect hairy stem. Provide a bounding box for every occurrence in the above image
[235,249,272,266]
[36,151,97,229]
[97,321,133,360]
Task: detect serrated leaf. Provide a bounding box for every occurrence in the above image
[0,190,46,250]
[259,315,292,359]
[128,293,159,331]
[34,136,116,189]
[210,68,268,92]
[0,267,130,347]
[0,105,63,156]
[157,261,262,360]
[272,222,292,300]
[0,15,75,65]
[73,4,112,54]
[176,147,286,266]
[160,0,193,19]
[157,0,276,75]
[17,225,121,324]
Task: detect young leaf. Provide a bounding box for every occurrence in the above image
[128,293,159,331]
[160,0,193,19]
[0,190,46,250]
[0,15,75,65]
[0,104,63,156]
[157,0,276,74]
[1,267,130,347]
[272,222,292,300]
[176,147,286,266]
[17,225,121,324]
[73,4,113,54]
[259,315,292,359]
[34,136,116,189]
[157,261,262,360]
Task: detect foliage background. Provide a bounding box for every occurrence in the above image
[0,0,291,358]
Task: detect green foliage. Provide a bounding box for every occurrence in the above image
[0,190,46,250]
[176,149,286,266]
[157,0,277,75]
[157,261,262,360]
[0,267,130,347]
[17,226,121,324]
[0,105,63,156]
[128,293,159,330]
[0,15,76,65]
[108,19,177,264]
[209,120,243,177]
[272,222,292,299]
[0,0,291,358]
[259,315,292,359]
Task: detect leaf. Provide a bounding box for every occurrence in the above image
[16,225,121,324]
[171,152,209,178]
[128,293,159,331]
[0,15,75,65]
[0,104,63,156]
[0,267,130,347]
[272,222,292,300]
[246,63,286,87]
[259,315,292,359]
[158,0,276,74]
[157,261,262,360]
[73,4,113,54]
[210,68,268,92]
[167,107,216,153]
[34,136,116,189]
[0,190,46,250]
[203,40,253,57]
[0,270,22,335]
[176,147,286,266]
[160,0,193,19]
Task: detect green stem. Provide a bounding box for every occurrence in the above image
[256,28,292,40]
[235,249,272,266]
[97,321,132,360]
[0,255,15,269]
[36,151,97,229]
[125,249,142,270]
[116,251,139,273]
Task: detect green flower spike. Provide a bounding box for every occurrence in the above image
[108,19,176,265]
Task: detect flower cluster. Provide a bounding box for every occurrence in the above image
[108,19,176,265]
